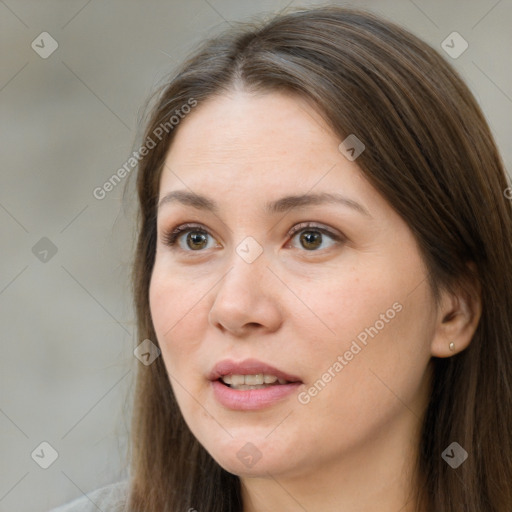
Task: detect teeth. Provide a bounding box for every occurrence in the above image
[244,373,263,385]
[231,374,245,386]
[220,374,285,387]
[222,374,233,385]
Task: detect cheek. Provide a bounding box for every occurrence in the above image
[302,256,434,407]
[149,270,211,429]
[149,265,203,373]
[297,309,432,458]
[317,281,433,420]
[305,266,400,348]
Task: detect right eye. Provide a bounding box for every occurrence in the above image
[162,223,219,252]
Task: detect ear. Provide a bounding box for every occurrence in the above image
[430,265,482,358]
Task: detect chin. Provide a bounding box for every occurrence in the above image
[200,435,299,478]
[211,451,283,478]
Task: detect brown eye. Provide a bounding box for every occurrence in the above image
[162,224,216,251]
[184,231,209,250]
[298,230,323,250]
[288,223,342,251]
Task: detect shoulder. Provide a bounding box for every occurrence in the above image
[48,480,129,512]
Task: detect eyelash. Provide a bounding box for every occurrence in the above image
[161,222,345,253]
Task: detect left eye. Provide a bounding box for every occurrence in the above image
[287,223,341,251]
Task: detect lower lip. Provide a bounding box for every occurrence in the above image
[211,380,302,410]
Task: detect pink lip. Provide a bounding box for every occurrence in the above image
[209,358,303,411]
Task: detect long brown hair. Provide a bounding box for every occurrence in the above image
[126,6,512,511]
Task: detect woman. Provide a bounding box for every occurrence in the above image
[51,5,512,512]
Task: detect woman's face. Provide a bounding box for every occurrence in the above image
[149,90,437,479]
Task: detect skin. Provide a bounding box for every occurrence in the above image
[149,90,481,511]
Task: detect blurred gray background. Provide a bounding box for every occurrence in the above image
[1,1,511,510]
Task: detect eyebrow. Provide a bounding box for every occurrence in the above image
[157,190,371,217]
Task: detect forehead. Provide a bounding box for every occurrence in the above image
[162,91,348,184]
[164,90,335,169]
[156,90,389,223]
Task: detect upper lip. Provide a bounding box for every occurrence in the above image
[208,358,302,383]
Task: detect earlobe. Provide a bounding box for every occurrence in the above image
[430,280,482,358]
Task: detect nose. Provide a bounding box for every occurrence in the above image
[208,246,283,337]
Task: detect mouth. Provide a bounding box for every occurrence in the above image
[209,358,303,410]
[218,373,298,390]
[209,358,302,386]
